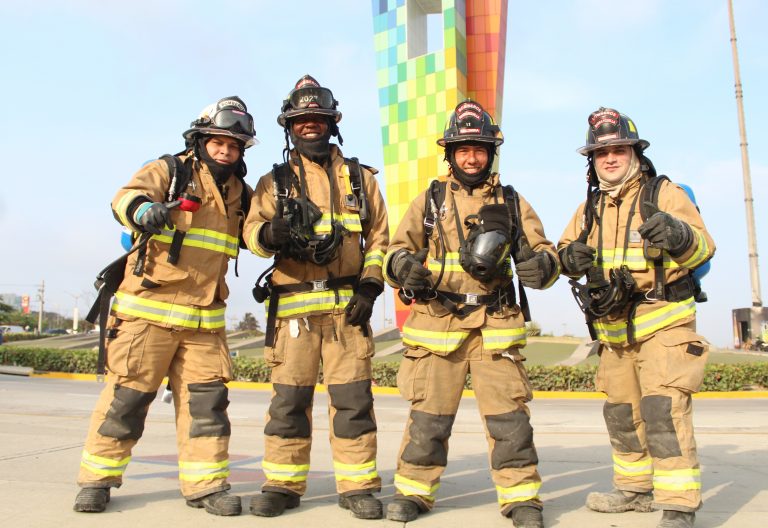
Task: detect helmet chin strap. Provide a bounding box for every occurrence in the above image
[447,146,495,188]
[196,138,240,184]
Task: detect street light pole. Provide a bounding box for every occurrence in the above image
[37,280,45,335]
[728,0,762,310]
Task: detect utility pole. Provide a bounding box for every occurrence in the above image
[728,0,764,347]
[37,280,45,335]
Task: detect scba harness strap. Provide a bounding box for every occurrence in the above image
[87,153,249,377]
[256,157,375,346]
[571,174,703,343]
[409,180,531,321]
[270,156,371,264]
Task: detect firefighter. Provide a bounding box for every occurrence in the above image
[558,107,715,528]
[383,100,559,528]
[243,75,389,520]
[73,96,257,516]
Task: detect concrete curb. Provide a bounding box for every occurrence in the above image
[27,371,768,399]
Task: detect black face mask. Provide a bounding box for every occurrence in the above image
[197,138,243,184]
[448,145,495,188]
[289,123,332,165]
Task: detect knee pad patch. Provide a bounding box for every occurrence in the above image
[188,381,231,438]
[603,402,644,453]
[401,410,455,467]
[640,395,682,458]
[98,384,156,440]
[485,410,538,469]
[328,380,376,439]
[264,383,314,438]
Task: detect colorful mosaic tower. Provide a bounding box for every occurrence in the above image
[371,0,508,327]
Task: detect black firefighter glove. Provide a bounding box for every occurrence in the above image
[515,249,554,289]
[345,281,384,327]
[134,202,173,235]
[259,217,291,249]
[560,241,596,276]
[637,202,693,257]
[478,204,512,234]
[391,248,432,291]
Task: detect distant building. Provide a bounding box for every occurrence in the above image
[0,293,22,310]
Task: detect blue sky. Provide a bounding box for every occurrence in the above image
[1,0,766,347]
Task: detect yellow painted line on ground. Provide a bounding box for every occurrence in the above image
[27,372,768,399]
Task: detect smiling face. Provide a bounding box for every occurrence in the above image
[453,144,490,174]
[204,135,242,165]
[593,144,632,184]
[290,114,329,141]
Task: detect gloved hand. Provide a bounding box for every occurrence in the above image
[515,251,554,289]
[134,202,173,235]
[260,217,291,249]
[560,241,596,276]
[345,282,383,327]
[391,248,432,291]
[478,204,511,234]
[637,202,693,256]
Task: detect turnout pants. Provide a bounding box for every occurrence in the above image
[596,321,708,512]
[77,318,234,500]
[394,330,542,515]
[261,313,380,497]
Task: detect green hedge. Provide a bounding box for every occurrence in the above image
[2,346,767,392]
[1,333,46,343]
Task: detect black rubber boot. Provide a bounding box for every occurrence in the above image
[657,510,695,528]
[386,498,421,522]
[586,489,655,513]
[73,488,110,513]
[338,493,383,519]
[185,490,242,516]
[507,505,544,528]
[249,491,300,517]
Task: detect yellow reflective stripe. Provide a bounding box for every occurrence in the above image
[680,229,710,269]
[599,248,683,270]
[249,224,273,258]
[178,459,230,482]
[262,461,310,482]
[115,190,146,228]
[481,327,527,350]
[428,253,514,276]
[333,460,378,482]
[428,252,460,273]
[342,163,353,195]
[593,298,696,344]
[653,468,701,491]
[633,297,695,338]
[496,481,541,505]
[313,213,362,234]
[402,326,469,353]
[80,450,131,477]
[267,289,354,318]
[151,228,238,257]
[364,250,385,269]
[112,292,226,329]
[394,474,439,499]
[613,454,653,477]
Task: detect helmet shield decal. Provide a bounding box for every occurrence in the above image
[578,106,649,155]
[437,99,504,147]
